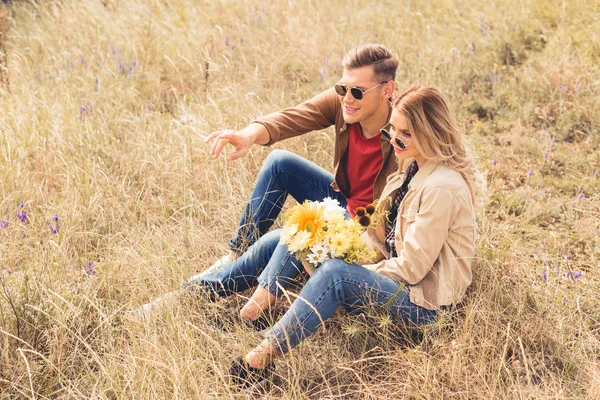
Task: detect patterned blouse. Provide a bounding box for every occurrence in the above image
[385,161,419,257]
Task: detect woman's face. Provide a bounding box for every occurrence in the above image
[386,109,425,167]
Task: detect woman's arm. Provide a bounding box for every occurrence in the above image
[302,260,315,277]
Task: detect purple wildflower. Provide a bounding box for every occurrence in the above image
[49,214,59,234]
[480,18,489,35]
[79,104,92,121]
[0,218,7,228]
[573,271,582,279]
[562,296,567,304]
[528,169,533,177]
[83,259,96,276]
[16,204,28,223]
[565,270,572,278]
[542,271,547,281]
[544,151,549,159]
[594,170,599,178]
[492,157,497,166]
[578,193,585,200]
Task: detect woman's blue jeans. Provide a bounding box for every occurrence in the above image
[264,259,441,354]
[226,149,346,255]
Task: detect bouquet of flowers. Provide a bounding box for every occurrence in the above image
[280,197,377,268]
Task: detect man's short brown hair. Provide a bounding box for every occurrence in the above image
[342,44,399,82]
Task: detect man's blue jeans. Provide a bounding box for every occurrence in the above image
[183,150,345,296]
[183,229,305,298]
[227,149,346,255]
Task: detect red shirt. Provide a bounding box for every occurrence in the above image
[345,123,383,216]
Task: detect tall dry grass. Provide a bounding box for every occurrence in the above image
[0,0,598,398]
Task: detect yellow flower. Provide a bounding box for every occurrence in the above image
[329,232,351,256]
[352,231,364,248]
[286,201,326,247]
[288,230,312,252]
[281,223,298,244]
[325,210,345,226]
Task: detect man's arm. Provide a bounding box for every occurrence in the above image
[205,87,339,161]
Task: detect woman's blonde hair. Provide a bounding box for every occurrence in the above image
[394,85,486,207]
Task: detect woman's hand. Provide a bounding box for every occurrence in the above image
[302,260,315,277]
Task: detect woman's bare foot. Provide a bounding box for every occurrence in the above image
[239,286,276,321]
[245,339,278,369]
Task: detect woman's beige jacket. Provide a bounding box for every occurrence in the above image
[362,159,476,310]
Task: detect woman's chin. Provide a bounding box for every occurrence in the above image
[394,152,408,161]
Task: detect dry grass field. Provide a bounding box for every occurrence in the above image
[0,0,599,398]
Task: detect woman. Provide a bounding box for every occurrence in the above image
[228,85,484,387]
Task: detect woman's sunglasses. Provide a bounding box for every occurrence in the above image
[380,126,407,150]
[334,81,387,100]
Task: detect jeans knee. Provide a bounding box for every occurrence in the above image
[262,149,293,175]
[313,259,348,281]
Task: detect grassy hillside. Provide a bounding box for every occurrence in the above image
[0,0,598,398]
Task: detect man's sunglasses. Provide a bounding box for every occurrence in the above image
[334,81,387,100]
[380,126,407,150]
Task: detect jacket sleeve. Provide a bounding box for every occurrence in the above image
[363,186,458,284]
[253,87,339,145]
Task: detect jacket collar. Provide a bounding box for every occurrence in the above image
[408,159,440,191]
[377,158,440,201]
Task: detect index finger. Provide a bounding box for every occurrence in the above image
[211,134,234,158]
[204,130,226,144]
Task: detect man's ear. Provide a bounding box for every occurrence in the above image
[384,81,395,98]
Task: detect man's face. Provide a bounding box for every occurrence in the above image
[337,65,389,125]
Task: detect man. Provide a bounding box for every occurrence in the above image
[141,44,399,320]
[204,43,399,266]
